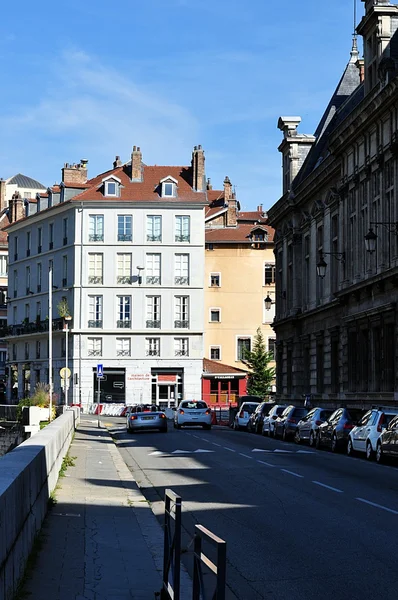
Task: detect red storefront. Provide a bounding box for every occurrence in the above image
[202,358,247,405]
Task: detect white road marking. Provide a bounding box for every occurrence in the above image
[297,450,315,454]
[149,451,164,455]
[273,449,293,453]
[356,497,398,515]
[252,449,272,453]
[312,481,343,493]
[211,443,222,447]
[194,449,214,453]
[239,453,254,459]
[257,460,275,467]
[224,447,236,452]
[172,450,191,454]
[281,469,304,478]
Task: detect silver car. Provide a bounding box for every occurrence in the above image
[126,404,168,433]
[262,405,287,437]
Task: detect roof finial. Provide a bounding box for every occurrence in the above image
[350,0,359,62]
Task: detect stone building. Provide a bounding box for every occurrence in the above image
[267,0,398,408]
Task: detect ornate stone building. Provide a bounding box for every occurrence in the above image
[268,0,398,408]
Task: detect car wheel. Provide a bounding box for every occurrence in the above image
[366,441,373,460]
[256,424,262,435]
[203,424,211,430]
[309,431,315,447]
[127,427,133,434]
[347,438,354,456]
[294,430,301,444]
[331,433,338,453]
[376,442,383,463]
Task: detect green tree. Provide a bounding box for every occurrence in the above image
[242,327,276,398]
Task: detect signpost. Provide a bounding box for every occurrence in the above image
[97,364,103,428]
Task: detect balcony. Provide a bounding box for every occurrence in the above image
[175,235,190,243]
[146,349,160,356]
[118,234,132,242]
[88,349,102,356]
[175,349,189,357]
[147,234,162,242]
[146,276,161,285]
[117,276,133,284]
[146,319,160,328]
[89,234,104,242]
[117,320,131,328]
[174,320,189,329]
[88,276,103,284]
[117,349,131,356]
[0,317,65,338]
[88,320,103,328]
[175,276,189,285]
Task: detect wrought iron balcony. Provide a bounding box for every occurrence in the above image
[0,317,65,338]
[175,276,189,285]
[175,349,189,357]
[117,349,131,356]
[117,276,133,284]
[174,320,189,329]
[88,276,103,284]
[146,349,160,356]
[88,349,102,356]
[89,234,104,242]
[88,320,103,328]
[147,234,162,242]
[117,320,131,328]
[146,276,161,285]
[118,234,132,242]
[146,319,160,329]
[175,235,190,243]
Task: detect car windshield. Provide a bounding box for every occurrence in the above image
[181,401,208,409]
[242,404,259,414]
[275,406,285,415]
[293,408,308,418]
[346,409,365,422]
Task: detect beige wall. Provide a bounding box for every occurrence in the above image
[205,244,276,371]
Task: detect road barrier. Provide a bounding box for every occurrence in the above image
[193,525,226,600]
[162,489,182,600]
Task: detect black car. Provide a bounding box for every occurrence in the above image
[247,402,275,434]
[316,407,366,452]
[295,407,333,446]
[376,414,398,463]
[274,405,309,441]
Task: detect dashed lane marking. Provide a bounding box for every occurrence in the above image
[281,469,304,478]
[239,453,254,459]
[312,481,344,493]
[224,447,236,452]
[256,460,275,467]
[356,497,398,515]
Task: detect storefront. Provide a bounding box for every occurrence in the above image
[202,359,247,405]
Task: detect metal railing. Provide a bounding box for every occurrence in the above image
[193,525,226,600]
[162,489,182,600]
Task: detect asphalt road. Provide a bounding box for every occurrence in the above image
[107,418,398,600]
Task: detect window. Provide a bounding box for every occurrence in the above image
[13,306,17,325]
[36,301,41,321]
[237,337,251,361]
[146,296,161,328]
[268,338,276,360]
[89,215,104,242]
[210,308,220,322]
[0,255,7,276]
[88,295,103,327]
[147,215,162,242]
[175,254,189,285]
[13,269,18,298]
[26,231,31,257]
[12,344,17,361]
[117,296,131,328]
[36,340,41,359]
[25,303,30,321]
[146,337,160,356]
[146,253,161,284]
[0,350,6,365]
[264,264,275,285]
[88,337,102,356]
[24,342,30,360]
[37,263,42,293]
[63,218,68,245]
[175,216,190,242]
[175,296,189,328]
[105,180,118,196]
[117,253,132,284]
[210,273,220,287]
[116,338,131,356]
[38,227,42,253]
[62,256,68,287]
[210,346,221,360]
[163,182,175,196]
[49,223,54,249]
[117,215,132,242]
[175,338,189,357]
[14,236,18,261]
[25,266,31,294]
[88,253,103,284]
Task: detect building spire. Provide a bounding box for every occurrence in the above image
[350,0,359,62]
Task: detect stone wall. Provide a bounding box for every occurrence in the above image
[0,425,25,457]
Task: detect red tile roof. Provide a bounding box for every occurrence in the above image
[203,358,247,375]
[238,211,268,223]
[205,223,274,243]
[63,182,90,189]
[207,190,225,202]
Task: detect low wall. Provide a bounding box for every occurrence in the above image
[0,409,77,600]
[0,425,25,457]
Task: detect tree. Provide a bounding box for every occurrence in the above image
[242,327,276,398]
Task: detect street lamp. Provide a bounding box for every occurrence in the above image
[63,315,72,405]
[264,291,286,311]
[365,222,398,253]
[316,251,345,278]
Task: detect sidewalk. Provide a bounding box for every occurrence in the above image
[20,418,188,600]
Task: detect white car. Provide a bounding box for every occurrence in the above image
[232,402,260,430]
[347,408,398,460]
[262,404,287,437]
[174,400,212,430]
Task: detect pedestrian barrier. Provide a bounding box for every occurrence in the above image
[161,489,182,600]
[193,525,226,600]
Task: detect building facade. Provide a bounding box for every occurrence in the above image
[268,1,398,408]
[4,147,207,409]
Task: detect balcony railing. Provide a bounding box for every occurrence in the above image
[175,276,189,285]
[147,234,162,242]
[117,276,133,284]
[117,320,131,328]
[0,317,65,338]
[88,320,103,328]
[174,320,189,329]
[175,349,189,357]
[146,319,160,328]
[146,276,161,285]
[118,234,132,242]
[88,349,102,356]
[117,349,131,356]
[146,349,160,356]
[88,276,103,284]
[175,235,190,243]
[89,234,104,242]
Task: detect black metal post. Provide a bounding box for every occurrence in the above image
[162,489,182,600]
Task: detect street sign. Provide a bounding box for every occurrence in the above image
[97,364,104,378]
[60,367,71,379]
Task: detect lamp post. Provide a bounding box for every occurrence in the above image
[365,222,398,254]
[63,315,72,405]
[316,251,345,278]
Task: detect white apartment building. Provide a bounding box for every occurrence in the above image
[4,146,207,408]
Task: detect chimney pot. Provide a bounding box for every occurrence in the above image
[131,146,143,181]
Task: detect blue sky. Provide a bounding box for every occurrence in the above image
[0,0,362,211]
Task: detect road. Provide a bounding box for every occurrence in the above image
[107,418,398,600]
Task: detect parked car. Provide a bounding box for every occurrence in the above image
[295,407,333,446]
[262,405,287,437]
[232,402,260,430]
[347,408,398,460]
[238,395,263,407]
[375,414,398,463]
[247,402,275,434]
[126,404,167,433]
[274,405,309,441]
[174,400,212,430]
[316,407,366,452]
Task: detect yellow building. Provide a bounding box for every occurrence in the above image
[204,177,276,400]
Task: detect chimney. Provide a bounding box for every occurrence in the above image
[62,159,88,185]
[224,177,237,227]
[257,204,263,212]
[191,145,206,192]
[207,178,212,190]
[0,179,6,211]
[356,58,365,83]
[131,146,142,181]
[223,176,232,201]
[277,117,315,195]
[9,191,25,223]
[113,155,122,169]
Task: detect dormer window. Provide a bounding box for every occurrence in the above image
[160,176,178,198]
[102,176,121,197]
[250,227,268,248]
